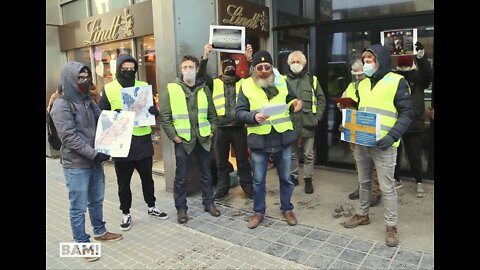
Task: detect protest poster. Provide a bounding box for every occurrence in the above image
[95,110,135,157]
[121,85,155,127]
[380,28,417,55]
[209,25,245,54]
[341,109,381,147]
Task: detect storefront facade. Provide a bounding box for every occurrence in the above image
[46,0,434,186]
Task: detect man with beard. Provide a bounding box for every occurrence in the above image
[98,54,168,232]
[285,50,326,194]
[235,50,302,229]
[159,55,220,224]
[200,43,254,200]
[393,42,433,197]
[341,44,413,247]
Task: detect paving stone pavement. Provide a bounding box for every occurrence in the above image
[46,158,433,269]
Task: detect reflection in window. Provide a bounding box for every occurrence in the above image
[274,0,315,26]
[91,0,130,16]
[66,47,92,70]
[92,41,132,92]
[319,0,434,21]
[62,0,88,24]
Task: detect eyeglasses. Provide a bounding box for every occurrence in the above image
[255,64,272,72]
[77,75,90,83]
[121,67,135,72]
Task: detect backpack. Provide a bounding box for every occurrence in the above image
[47,96,75,150]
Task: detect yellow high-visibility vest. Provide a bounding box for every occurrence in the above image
[357,72,408,147]
[212,78,244,116]
[241,77,293,135]
[104,80,151,136]
[167,83,211,141]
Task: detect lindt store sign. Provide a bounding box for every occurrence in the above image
[218,0,270,37]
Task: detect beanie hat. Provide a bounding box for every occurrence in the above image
[397,55,413,67]
[222,58,236,71]
[251,50,273,67]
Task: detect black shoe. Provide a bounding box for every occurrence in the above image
[120,214,131,231]
[214,190,228,200]
[304,178,313,194]
[348,189,359,200]
[370,195,381,207]
[290,175,299,186]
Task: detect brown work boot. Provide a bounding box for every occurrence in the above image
[283,211,297,226]
[93,231,123,242]
[247,213,264,229]
[342,214,370,228]
[177,211,189,224]
[204,205,221,217]
[386,226,399,247]
[370,195,382,207]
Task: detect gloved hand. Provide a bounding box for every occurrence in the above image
[114,109,122,113]
[415,42,424,59]
[148,105,159,117]
[94,152,111,163]
[376,135,395,151]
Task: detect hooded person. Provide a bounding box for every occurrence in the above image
[341,44,413,248]
[199,43,254,200]
[50,62,122,256]
[392,42,433,197]
[98,54,169,232]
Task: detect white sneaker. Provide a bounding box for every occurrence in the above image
[120,214,131,231]
[416,183,426,198]
[395,180,403,189]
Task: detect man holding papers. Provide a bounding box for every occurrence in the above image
[235,50,302,229]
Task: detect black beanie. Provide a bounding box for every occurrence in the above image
[222,58,236,70]
[251,50,273,67]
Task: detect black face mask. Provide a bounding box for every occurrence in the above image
[78,79,91,93]
[224,69,236,77]
[120,70,136,80]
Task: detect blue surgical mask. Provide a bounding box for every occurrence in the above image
[363,63,376,77]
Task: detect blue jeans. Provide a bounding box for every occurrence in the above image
[173,143,214,212]
[354,145,398,226]
[63,164,107,243]
[251,147,294,214]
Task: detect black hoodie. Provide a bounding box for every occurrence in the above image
[362,44,414,142]
[97,54,153,161]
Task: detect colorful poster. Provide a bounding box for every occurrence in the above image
[341,109,381,147]
[380,28,417,55]
[121,85,155,127]
[95,110,135,157]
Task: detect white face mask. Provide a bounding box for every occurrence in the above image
[182,69,196,85]
[290,63,303,74]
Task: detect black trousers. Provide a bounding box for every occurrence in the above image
[214,126,253,194]
[114,156,156,214]
[394,132,423,183]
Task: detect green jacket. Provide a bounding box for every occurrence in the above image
[285,72,326,137]
[159,78,217,154]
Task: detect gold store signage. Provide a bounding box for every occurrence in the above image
[59,1,153,51]
[83,9,134,45]
[218,0,269,37]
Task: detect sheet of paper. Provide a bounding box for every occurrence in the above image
[121,85,155,127]
[259,104,288,116]
[95,110,135,157]
[341,109,381,147]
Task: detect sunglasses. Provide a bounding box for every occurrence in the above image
[255,64,272,72]
[77,75,90,83]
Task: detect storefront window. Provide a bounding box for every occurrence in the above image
[66,47,92,70]
[92,40,133,93]
[275,27,313,75]
[62,0,88,24]
[319,0,434,21]
[91,0,130,16]
[274,0,315,27]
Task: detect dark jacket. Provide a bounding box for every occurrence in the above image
[394,56,433,133]
[285,69,326,138]
[363,44,414,141]
[159,77,217,154]
[97,54,154,161]
[235,73,297,152]
[199,58,249,127]
[50,62,102,168]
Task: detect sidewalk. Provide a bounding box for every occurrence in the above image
[46,157,433,269]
